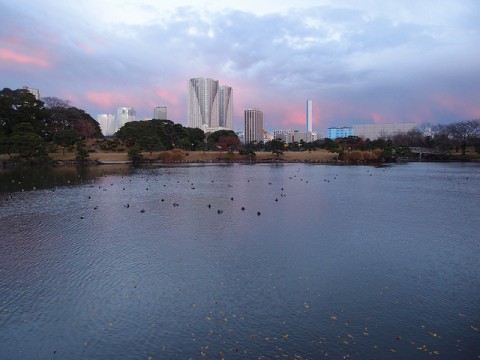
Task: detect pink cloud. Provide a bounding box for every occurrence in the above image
[431,93,480,120]
[0,48,50,67]
[156,89,179,105]
[85,91,132,109]
[79,44,95,54]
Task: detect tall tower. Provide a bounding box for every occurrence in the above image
[306,100,313,132]
[117,107,136,130]
[97,114,116,136]
[219,85,233,129]
[187,78,219,129]
[244,108,264,144]
[154,106,167,120]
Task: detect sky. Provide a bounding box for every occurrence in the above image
[1,0,480,133]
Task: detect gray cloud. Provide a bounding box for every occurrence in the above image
[1,1,479,131]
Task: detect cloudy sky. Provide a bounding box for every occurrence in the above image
[1,0,479,132]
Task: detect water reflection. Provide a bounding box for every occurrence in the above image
[0,165,133,193]
[0,162,479,359]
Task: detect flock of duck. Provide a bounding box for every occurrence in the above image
[78,167,344,219]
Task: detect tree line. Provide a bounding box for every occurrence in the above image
[0,87,241,163]
[1,86,478,163]
[0,87,103,161]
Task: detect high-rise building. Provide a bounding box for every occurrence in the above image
[97,114,116,136]
[117,107,136,129]
[219,85,233,129]
[22,86,40,100]
[153,106,167,120]
[244,109,264,144]
[327,126,354,139]
[306,100,312,132]
[187,77,233,131]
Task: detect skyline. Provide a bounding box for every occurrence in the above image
[1,1,480,131]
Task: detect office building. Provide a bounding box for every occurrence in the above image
[22,86,40,100]
[97,114,116,136]
[327,127,354,139]
[274,129,312,143]
[187,77,233,131]
[306,100,312,132]
[244,109,264,144]
[219,85,233,129]
[327,123,417,140]
[153,106,167,120]
[117,107,136,129]
[353,123,417,140]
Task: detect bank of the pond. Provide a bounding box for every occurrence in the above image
[1,149,341,167]
[2,149,478,168]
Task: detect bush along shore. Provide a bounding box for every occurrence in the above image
[2,146,479,169]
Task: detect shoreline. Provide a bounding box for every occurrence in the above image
[1,149,478,168]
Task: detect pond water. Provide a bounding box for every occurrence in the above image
[1,162,479,359]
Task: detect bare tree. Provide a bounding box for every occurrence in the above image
[448,119,480,155]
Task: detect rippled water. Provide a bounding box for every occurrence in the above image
[1,162,479,359]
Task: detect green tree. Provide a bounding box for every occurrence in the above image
[206,130,239,150]
[75,140,89,162]
[0,88,47,138]
[269,139,286,158]
[8,122,48,160]
[43,97,103,141]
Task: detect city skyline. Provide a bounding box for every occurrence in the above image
[2,1,480,131]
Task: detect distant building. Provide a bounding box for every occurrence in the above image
[234,130,245,144]
[353,123,417,140]
[22,86,40,100]
[327,123,417,140]
[153,106,167,120]
[219,85,233,129]
[188,77,233,131]
[327,127,354,139]
[306,100,313,133]
[244,109,264,144]
[274,129,293,143]
[97,114,116,136]
[274,129,313,143]
[117,107,136,130]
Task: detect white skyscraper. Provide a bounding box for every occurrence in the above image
[244,108,264,144]
[219,85,233,129]
[117,107,136,129]
[187,78,233,131]
[154,106,167,120]
[306,100,313,132]
[22,85,40,100]
[97,114,116,136]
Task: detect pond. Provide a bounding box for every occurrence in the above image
[1,162,479,359]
